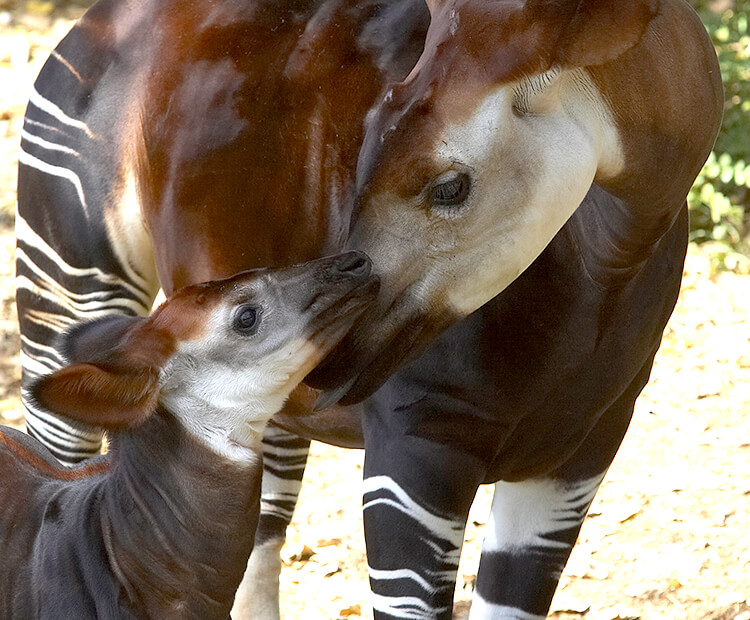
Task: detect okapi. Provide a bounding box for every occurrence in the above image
[1,253,377,619]
[15,0,722,618]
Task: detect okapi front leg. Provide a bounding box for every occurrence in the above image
[361,414,486,619]
[470,360,655,619]
[470,474,604,619]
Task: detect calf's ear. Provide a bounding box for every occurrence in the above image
[29,315,176,429]
[527,0,660,67]
[30,365,159,430]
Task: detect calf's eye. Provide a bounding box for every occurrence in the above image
[234,305,261,335]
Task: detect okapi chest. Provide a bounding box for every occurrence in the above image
[15,0,722,617]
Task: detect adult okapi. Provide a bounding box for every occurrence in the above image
[15,0,721,617]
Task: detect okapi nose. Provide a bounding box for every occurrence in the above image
[334,251,372,278]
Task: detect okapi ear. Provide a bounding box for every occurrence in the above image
[30,364,160,430]
[30,315,177,429]
[528,0,660,67]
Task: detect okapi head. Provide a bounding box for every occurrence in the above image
[307,0,721,404]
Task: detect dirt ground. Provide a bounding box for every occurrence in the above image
[0,4,748,619]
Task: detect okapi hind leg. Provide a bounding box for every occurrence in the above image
[16,44,159,465]
[231,425,311,620]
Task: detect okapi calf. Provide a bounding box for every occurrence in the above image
[0,252,377,620]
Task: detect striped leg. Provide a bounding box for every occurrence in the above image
[469,474,604,619]
[361,430,486,620]
[469,359,655,618]
[17,55,158,464]
[232,425,311,620]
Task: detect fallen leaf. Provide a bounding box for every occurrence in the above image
[339,604,361,617]
[282,543,315,564]
[317,537,342,548]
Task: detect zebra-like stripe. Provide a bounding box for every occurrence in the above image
[256,428,310,529]
[16,254,129,304]
[483,474,604,553]
[364,475,464,619]
[363,475,464,550]
[19,350,58,377]
[470,474,607,617]
[17,147,89,215]
[368,568,438,595]
[23,400,103,464]
[50,49,84,82]
[20,129,81,157]
[27,86,95,137]
[16,213,153,305]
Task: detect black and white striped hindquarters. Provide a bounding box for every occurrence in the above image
[231,425,311,620]
[470,474,605,619]
[16,44,158,465]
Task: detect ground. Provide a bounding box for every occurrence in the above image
[0,3,748,619]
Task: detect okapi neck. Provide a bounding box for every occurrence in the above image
[100,408,261,619]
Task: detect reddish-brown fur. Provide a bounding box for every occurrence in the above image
[0,430,111,481]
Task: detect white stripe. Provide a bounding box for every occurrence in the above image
[27,309,76,331]
[368,567,438,595]
[16,214,153,307]
[262,460,306,472]
[21,335,62,365]
[363,475,464,548]
[262,445,311,457]
[483,474,605,552]
[25,118,67,136]
[23,401,103,445]
[20,129,80,156]
[17,248,149,309]
[18,147,89,215]
[16,275,150,316]
[468,594,545,620]
[20,350,58,376]
[261,491,300,502]
[260,472,304,496]
[371,592,449,620]
[28,87,94,137]
[259,504,294,520]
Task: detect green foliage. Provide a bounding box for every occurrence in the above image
[688,1,750,255]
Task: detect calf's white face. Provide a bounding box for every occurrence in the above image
[154,253,378,461]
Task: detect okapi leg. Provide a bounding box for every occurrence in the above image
[16,39,159,465]
[232,425,311,620]
[361,416,486,620]
[469,358,656,619]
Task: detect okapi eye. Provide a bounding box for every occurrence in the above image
[431,172,470,208]
[233,305,261,335]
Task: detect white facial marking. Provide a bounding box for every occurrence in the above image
[423,68,624,316]
[158,305,321,463]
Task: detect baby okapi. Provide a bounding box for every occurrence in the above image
[0,252,377,620]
